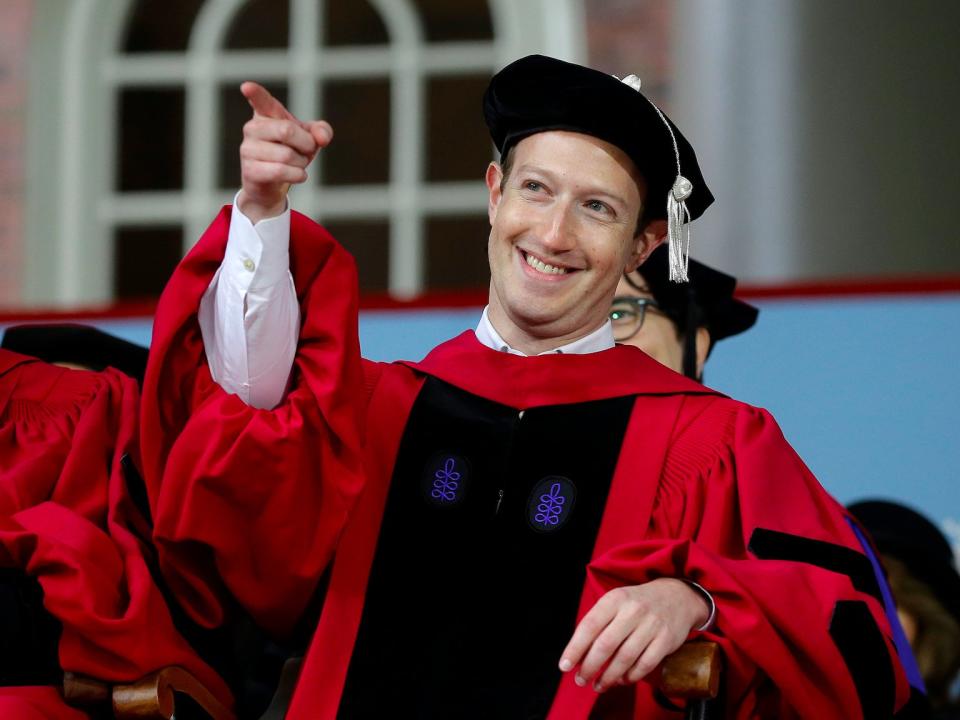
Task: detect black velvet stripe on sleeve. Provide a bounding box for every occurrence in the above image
[748,528,883,602]
[829,600,896,720]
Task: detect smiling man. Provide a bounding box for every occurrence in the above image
[142,56,908,718]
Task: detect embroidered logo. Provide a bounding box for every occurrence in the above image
[422,453,470,507]
[527,476,577,532]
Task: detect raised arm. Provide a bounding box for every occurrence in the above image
[142,84,365,636]
[199,83,334,408]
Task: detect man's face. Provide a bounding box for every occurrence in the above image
[613,271,685,372]
[485,131,660,350]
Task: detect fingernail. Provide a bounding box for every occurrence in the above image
[559,659,572,672]
[574,674,586,687]
[593,682,604,693]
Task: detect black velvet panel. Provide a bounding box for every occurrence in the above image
[748,528,883,602]
[0,568,62,686]
[339,378,635,718]
[829,600,895,720]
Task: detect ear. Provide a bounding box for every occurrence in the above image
[625,218,667,273]
[485,162,504,226]
[694,327,711,379]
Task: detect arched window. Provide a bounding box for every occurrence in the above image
[27,0,585,305]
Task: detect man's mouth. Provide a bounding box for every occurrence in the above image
[522,251,571,276]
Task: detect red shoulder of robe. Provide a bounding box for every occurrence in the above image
[0,349,231,712]
[146,211,909,719]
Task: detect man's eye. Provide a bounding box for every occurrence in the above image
[524,181,542,192]
[610,308,636,323]
[586,200,608,213]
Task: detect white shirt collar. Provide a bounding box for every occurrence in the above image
[474,306,615,356]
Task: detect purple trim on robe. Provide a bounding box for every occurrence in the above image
[848,519,925,692]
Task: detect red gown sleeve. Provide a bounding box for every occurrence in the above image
[140,208,366,637]
[0,353,230,706]
[586,398,910,719]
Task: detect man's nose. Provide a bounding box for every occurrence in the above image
[541,204,577,252]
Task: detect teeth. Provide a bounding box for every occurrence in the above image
[525,253,568,275]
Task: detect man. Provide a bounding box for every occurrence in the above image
[142,56,908,717]
[610,244,758,381]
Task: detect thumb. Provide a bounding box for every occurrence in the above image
[304,120,334,149]
[241,81,296,121]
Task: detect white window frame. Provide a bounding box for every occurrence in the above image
[25,0,584,305]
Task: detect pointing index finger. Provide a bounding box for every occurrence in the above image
[241,81,296,121]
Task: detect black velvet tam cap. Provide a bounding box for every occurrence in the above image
[0,324,149,385]
[483,54,714,222]
[636,245,758,343]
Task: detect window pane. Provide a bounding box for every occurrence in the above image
[411,0,493,42]
[322,219,389,292]
[425,215,490,290]
[219,83,289,190]
[117,88,185,191]
[114,226,184,300]
[426,74,492,182]
[324,0,389,46]
[122,0,205,53]
[321,79,390,186]
[224,0,289,49]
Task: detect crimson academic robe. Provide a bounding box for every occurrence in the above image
[0,350,230,717]
[144,208,909,719]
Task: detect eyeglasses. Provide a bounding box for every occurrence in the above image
[609,296,663,342]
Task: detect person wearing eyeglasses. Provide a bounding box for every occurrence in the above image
[609,244,758,382]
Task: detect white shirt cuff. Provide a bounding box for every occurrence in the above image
[226,193,291,291]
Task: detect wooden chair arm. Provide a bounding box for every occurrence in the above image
[64,667,235,720]
[63,671,110,706]
[656,640,722,700]
[112,666,235,720]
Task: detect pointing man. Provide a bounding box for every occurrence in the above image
[143,56,908,718]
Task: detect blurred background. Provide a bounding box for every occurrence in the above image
[0,1,957,541]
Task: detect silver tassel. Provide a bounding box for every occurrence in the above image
[668,176,693,282]
[618,71,695,283]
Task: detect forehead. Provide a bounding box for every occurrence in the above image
[511,131,646,199]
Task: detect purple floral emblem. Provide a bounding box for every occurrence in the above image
[422,453,469,507]
[527,476,576,532]
[535,483,566,526]
[432,457,461,502]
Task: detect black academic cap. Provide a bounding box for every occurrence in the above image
[0,324,149,385]
[637,245,758,344]
[848,499,960,625]
[483,54,714,222]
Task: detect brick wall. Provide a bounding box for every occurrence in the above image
[0,0,32,307]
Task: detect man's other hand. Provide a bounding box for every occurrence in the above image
[558,579,710,693]
[237,81,334,223]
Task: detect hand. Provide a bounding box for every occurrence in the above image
[558,579,710,693]
[237,81,334,223]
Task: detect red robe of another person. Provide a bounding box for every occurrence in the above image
[0,350,230,718]
[143,208,910,719]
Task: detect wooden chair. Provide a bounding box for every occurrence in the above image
[63,641,721,719]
